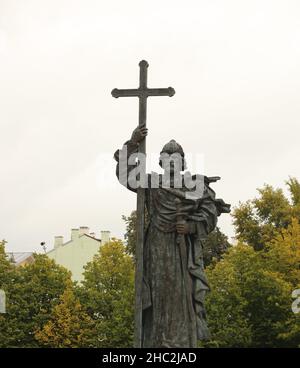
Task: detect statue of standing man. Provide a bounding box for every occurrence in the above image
[114,124,230,348]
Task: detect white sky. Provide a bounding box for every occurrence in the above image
[1,0,300,252]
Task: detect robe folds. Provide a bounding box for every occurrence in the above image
[114,140,230,348]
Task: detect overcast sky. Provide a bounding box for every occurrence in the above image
[1,0,300,252]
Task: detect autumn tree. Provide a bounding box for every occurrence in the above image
[35,285,94,348]
[203,220,300,347]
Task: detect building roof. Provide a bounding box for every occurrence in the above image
[46,233,101,255]
[58,233,101,247]
[7,252,34,265]
[83,234,101,242]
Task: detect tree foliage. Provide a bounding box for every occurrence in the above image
[78,238,134,347]
[2,178,300,348]
[122,210,149,258]
[233,177,300,250]
[202,227,231,267]
[35,285,94,348]
[203,219,300,347]
[0,249,71,347]
[0,240,18,346]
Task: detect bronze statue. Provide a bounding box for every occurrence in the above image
[112,61,230,348]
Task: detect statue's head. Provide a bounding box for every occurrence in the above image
[159,139,187,173]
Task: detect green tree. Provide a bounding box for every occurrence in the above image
[35,285,94,348]
[203,227,231,267]
[15,254,71,347]
[78,239,134,347]
[232,177,300,250]
[122,210,148,257]
[0,248,71,348]
[0,240,19,347]
[0,240,13,286]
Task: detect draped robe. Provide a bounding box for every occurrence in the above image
[114,140,230,348]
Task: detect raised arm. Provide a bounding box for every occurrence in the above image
[113,124,148,192]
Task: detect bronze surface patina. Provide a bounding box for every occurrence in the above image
[112,60,230,348]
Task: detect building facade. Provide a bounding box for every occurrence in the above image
[47,227,110,282]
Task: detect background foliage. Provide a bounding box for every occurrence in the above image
[1,178,300,347]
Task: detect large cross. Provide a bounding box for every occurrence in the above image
[111,60,175,348]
